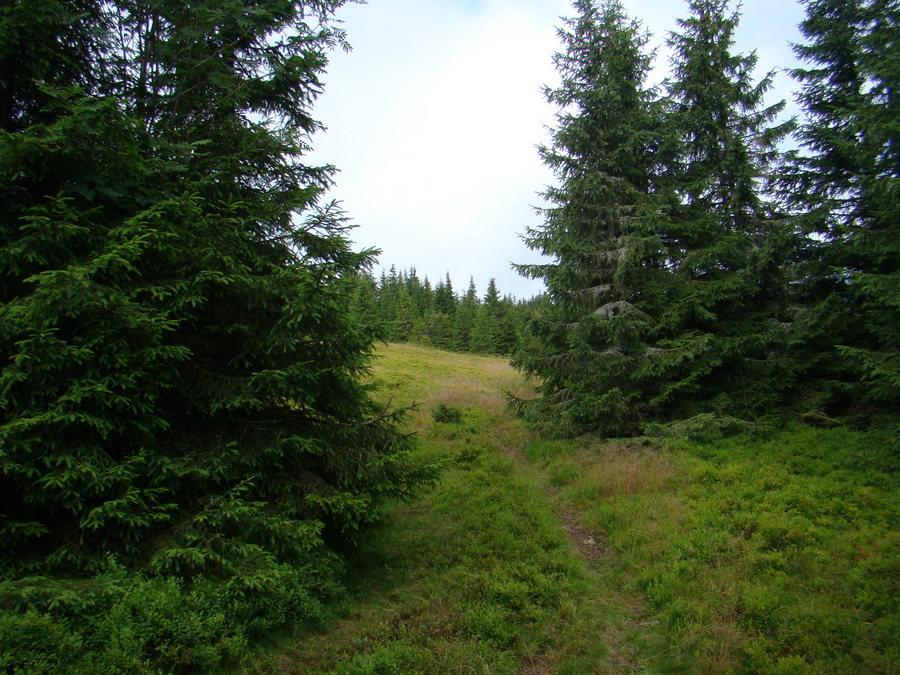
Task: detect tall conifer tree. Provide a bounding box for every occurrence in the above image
[0,0,432,586]
[788,0,899,431]
[453,277,480,351]
[653,0,796,424]
[515,0,665,435]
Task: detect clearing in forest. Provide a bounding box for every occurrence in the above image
[259,343,898,675]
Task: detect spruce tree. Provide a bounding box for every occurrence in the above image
[514,0,665,435]
[496,294,526,356]
[478,278,514,355]
[433,272,457,315]
[653,0,796,426]
[349,271,383,340]
[0,0,103,133]
[393,281,417,341]
[404,267,432,318]
[788,0,899,431]
[453,277,480,351]
[1,0,432,591]
[471,305,500,355]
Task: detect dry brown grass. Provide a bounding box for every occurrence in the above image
[577,443,678,499]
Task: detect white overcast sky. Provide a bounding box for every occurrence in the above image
[308,0,807,299]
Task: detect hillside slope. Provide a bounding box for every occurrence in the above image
[260,343,898,674]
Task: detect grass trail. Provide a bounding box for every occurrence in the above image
[256,343,668,673]
[256,343,899,674]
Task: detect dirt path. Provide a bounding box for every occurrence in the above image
[556,507,611,567]
[523,471,649,674]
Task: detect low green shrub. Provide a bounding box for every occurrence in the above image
[585,426,899,673]
[431,402,464,424]
[0,556,344,673]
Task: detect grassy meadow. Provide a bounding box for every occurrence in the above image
[257,343,898,674]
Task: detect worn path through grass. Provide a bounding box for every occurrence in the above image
[257,343,671,673]
[258,343,899,674]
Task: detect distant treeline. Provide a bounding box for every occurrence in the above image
[350,267,537,356]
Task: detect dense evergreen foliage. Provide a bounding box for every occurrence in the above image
[1,0,896,668]
[348,267,532,356]
[786,0,899,438]
[513,0,665,436]
[516,0,897,441]
[651,0,797,425]
[1,1,434,668]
